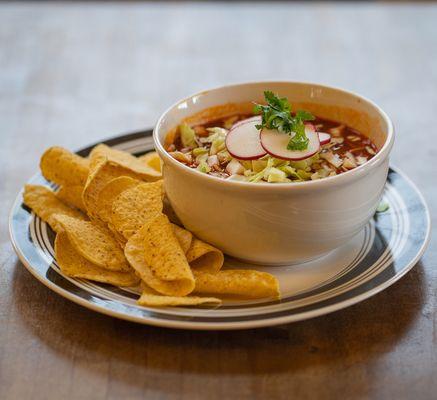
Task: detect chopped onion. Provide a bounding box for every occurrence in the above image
[320,151,343,168]
[225,159,244,175]
[207,155,219,167]
[356,156,368,165]
[170,151,192,164]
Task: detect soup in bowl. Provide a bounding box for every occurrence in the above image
[154,82,394,265]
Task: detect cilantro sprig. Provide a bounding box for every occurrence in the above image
[253,91,315,151]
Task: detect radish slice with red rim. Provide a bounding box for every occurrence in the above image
[225,118,267,160]
[318,132,331,145]
[260,124,320,161]
[231,115,261,129]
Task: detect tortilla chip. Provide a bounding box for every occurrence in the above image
[90,144,161,181]
[193,270,280,299]
[88,145,107,172]
[96,176,140,223]
[111,181,164,239]
[108,222,128,248]
[83,159,145,220]
[56,185,86,212]
[138,285,220,307]
[138,152,162,174]
[124,215,195,296]
[186,239,224,273]
[55,232,139,286]
[40,147,89,187]
[52,214,130,272]
[23,185,87,233]
[171,224,193,254]
[144,214,195,288]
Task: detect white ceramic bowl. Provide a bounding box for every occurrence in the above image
[154,82,394,265]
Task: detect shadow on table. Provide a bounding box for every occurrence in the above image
[11,259,427,397]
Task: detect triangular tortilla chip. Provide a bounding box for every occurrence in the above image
[91,144,161,181]
[108,222,128,248]
[53,214,130,272]
[124,215,195,296]
[138,151,162,174]
[40,146,89,187]
[23,185,87,233]
[56,184,86,212]
[193,269,280,299]
[83,159,145,220]
[110,181,164,239]
[96,176,140,223]
[138,284,220,307]
[186,239,224,273]
[171,224,193,254]
[55,232,139,287]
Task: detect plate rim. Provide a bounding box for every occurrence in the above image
[8,131,432,330]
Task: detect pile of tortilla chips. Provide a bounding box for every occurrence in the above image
[23,144,280,307]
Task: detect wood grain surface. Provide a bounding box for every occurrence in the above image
[0,2,436,400]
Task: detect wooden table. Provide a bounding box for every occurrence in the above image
[1,2,436,399]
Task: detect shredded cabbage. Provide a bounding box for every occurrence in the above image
[210,137,226,155]
[203,128,227,145]
[278,165,298,179]
[180,124,197,148]
[197,160,211,173]
[207,127,228,137]
[296,170,312,180]
[217,149,232,163]
[289,154,319,170]
[266,167,290,183]
[192,147,208,157]
[195,152,209,164]
[247,158,275,182]
[252,159,268,173]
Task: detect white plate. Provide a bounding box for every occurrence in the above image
[9,130,431,330]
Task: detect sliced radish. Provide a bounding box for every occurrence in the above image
[225,118,267,160]
[318,132,331,145]
[231,115,261,130]
[260,124,320,161]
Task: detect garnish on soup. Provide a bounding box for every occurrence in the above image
[165,92,378,183]
[253,91,315,151]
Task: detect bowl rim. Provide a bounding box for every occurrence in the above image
[153,80,394,191]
